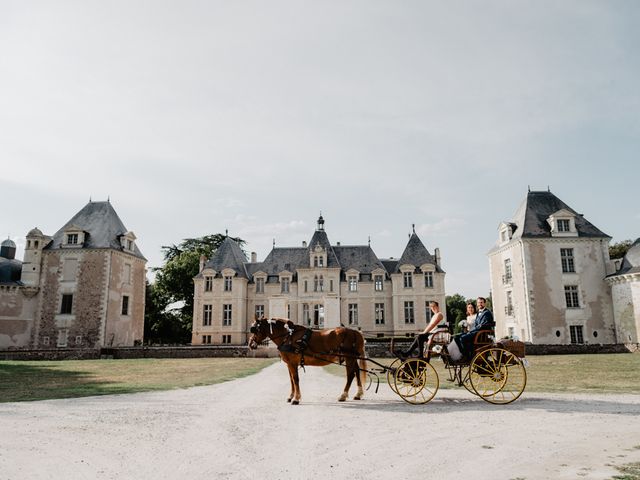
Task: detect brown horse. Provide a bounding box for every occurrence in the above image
[248,317,367,405]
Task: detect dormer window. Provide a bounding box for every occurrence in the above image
[548,210,577,237]
[63,226,85,248]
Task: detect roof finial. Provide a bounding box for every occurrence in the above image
[225,229,228,237]
[412,223,416,234]
[89,196,92,203]
[368,236,371,247]
[273,238,276,248]
[547,185,550,192]
[528,185,531,193]
[107,195,110,203]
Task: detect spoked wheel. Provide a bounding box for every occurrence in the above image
[469,348,526,404]
[393,358,439,405]
[386,359,402,394]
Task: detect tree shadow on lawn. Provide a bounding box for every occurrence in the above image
[0,363,142,403]
[328,394,640,416]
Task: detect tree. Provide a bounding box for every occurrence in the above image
[609,239,633,260]
[446,294,468,334]
[145,234,246,344]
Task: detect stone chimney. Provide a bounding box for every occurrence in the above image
[251,252,257,263]
[199,255,206,272]
[434,248,441,267]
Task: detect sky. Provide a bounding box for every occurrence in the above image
[1,1,639,298]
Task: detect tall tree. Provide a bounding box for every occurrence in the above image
[145,234,246,344]
[609,239,633,260]
[446,294,468,334]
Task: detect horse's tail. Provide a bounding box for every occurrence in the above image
[356,331,367,386]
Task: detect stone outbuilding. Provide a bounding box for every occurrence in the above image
[0,201,147,349]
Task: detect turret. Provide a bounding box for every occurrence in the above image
[21,228,49,287]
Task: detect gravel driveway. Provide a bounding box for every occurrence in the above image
[1,361,639,480]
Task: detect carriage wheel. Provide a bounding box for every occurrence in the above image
[393,358,439,405]
[469,348,526,404]
[386,358,402,395]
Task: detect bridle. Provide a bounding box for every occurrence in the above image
[249,318,294,347]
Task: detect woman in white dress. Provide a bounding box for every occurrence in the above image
[464,302,477,332]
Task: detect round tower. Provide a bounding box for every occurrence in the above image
[21,228,48,287]
[0,238,16,260]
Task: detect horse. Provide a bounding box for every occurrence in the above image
[248,317,367,405]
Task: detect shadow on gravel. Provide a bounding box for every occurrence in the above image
[326,395,640,416]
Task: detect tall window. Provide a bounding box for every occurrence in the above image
[223,304,232,325]
[121,295,130,316]
[318,275,324,292]
[348,303,358,325]
[564,285,580,308]
[330,279,334,292]
[557,219,570,232]
[256,277,264,294]
[375,303,385,325]
[374,275,384,291]
[503,258,512,284]
[203,304,212,326]
[224,276,233,292]
[404,301,415,324]
[561,248,575,273]
[570,325,584,344]
[255,304,264,319]
[204,276,213,292]
[281,277,290,294]
[303,304,310,326]
[424,272,434,288]
[505,291,513,316]
[348,275,358,292]
[313,256,318,267]
[222,334,231,344]
[60,294,73,314]
[314,276,319,292]
[403,272,413,288]
[318,256,324,267]
[313,304,324,328]
[304,280,308,293]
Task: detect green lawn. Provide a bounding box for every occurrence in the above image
[325,354,640,394]
[0,357,277,403]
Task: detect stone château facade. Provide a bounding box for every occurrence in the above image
[0,201,146,349]
[488,189,624,345]
[606,238,640,344]
[192,216,446,345]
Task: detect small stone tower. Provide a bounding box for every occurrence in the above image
[21,228,49,287]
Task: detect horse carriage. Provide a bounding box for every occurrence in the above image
[384,325,527,405]
[248,317,527,406]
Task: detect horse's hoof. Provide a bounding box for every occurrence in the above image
[292,400,299,405]
[338,396,347,402]
[354,396,362,400]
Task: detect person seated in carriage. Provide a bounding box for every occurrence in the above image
[395,300,446,359]
[454,296,495,359]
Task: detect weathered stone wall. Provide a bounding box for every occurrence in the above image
[103,252,145,346]
[73,251,108,347]
[0,286,38,348]
[35,253,62,347]
[610,277,640,343]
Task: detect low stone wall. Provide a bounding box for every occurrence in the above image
[0,342,637,361]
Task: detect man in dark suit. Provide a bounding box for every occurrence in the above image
[455,297,495,359]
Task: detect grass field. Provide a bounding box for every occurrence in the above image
[0,357,277,403]
[325,353,640,394]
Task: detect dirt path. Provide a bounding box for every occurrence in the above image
[1,362,639,480]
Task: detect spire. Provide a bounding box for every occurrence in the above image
[317,212,325,231]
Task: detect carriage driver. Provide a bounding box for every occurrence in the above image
[395,301,445,359]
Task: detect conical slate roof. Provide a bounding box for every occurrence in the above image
[308,229,341,268]
[396,233,440,272]
[203,237,248,278]
[46,201,145,259]
[509,190,609,240]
